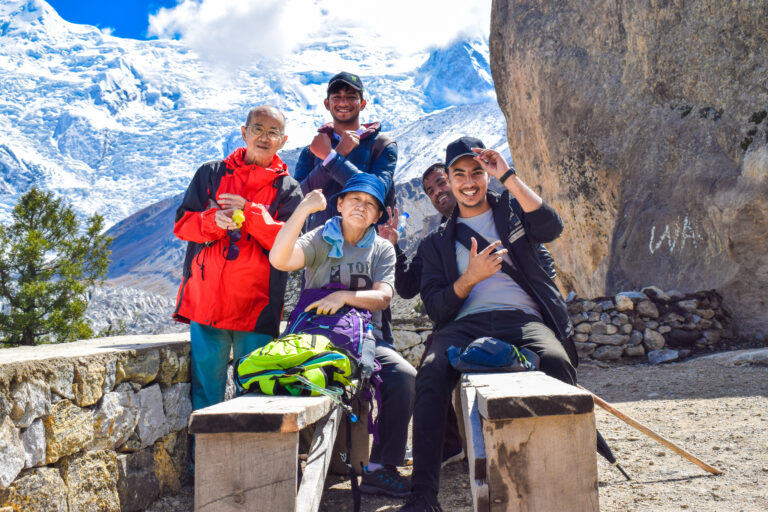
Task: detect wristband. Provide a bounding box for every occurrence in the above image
[499,168,517,184]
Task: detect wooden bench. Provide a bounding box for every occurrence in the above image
[460,372,599,512]
[189,394,356,512]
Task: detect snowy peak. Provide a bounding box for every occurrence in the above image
[417,37,495,109]
[0,0,504,231]
[0,0,100,44]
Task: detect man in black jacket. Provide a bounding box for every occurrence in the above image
[399,137,577,512]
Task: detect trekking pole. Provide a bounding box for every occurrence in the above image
[295,375,358,422]
[578,385,723,475]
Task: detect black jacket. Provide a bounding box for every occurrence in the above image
[417,190,577,366]
[395,236,557,300]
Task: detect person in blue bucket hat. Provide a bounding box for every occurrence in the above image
[270,173,416,499]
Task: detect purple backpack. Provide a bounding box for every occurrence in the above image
[285,283,373,362]
[283,283,383,441]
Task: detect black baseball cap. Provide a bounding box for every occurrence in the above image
[445,136,485,167]
[327,72,364,94]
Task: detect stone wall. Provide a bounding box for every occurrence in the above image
[0,334,192,512]
[389,287,738,368]
[566,287,733,364]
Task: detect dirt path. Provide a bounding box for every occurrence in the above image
[318,349,768,512]
[149,349,768,511]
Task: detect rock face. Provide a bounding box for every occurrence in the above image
[490,1,768,337]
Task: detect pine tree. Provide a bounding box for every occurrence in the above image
[0,188,112,346]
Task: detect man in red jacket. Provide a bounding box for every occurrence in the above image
[173,105,303,410]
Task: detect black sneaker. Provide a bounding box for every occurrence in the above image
[441,446,464,468]
[398,492,443,512]
[360,465,410,497]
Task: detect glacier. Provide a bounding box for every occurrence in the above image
[0,0,509,334]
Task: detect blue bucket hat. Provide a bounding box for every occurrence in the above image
[331,174,389,224]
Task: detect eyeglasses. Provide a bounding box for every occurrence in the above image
[225,229,241,261]
[245,124,283,141]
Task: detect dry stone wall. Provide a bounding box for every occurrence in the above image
[389,287,738,368]
[0,334,192,512]
[566,287,733,364]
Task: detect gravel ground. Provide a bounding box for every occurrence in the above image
[148,348,768,511]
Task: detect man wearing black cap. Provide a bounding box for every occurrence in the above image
[294,71,397,231]
[400,137,578,512]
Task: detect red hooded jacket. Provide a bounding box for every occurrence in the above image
[173,147,303,333]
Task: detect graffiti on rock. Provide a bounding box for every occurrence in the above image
[649,216,702,254]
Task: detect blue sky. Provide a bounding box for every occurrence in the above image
[45,0,491,66]
[47,0,178,39]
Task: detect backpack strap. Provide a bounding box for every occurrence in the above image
[368,133,395,166]
[455,222,533,295]
[369,134,397,210]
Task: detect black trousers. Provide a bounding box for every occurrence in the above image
[369,340,417,466]
[411,310,577,497]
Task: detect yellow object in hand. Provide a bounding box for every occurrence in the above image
[232,209,245,228]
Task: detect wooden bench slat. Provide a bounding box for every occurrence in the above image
[189,395,335,434]
[460,378,490,512]
[296,408,342,512]
[467,372,593,421]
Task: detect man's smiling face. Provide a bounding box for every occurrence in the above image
[423,167,455,218]
[447,155,489,214]
[324,85,366,124]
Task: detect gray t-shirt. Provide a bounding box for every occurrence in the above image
[297,226,396,333]
[455,208,541,320]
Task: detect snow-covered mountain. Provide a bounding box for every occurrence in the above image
[0,0,500,224]
[1,0,508,332]
[106,101,508,299]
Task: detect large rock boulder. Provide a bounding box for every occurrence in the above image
[490,0,768,337]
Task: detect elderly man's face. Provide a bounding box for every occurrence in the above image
[241,110,287,165]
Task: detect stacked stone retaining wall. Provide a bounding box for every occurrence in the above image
[0,334,192,512]
[390,287,738,367]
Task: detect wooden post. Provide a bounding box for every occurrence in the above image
[195,431,298,512]
[296,408,342,512]
[461,381,490,512]
[464,372,599,512]
[190,395,336,512]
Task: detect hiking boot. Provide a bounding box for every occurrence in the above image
[360,465,410,497]
[398,492,443,511]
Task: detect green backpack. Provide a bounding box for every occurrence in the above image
[235,333,353,397]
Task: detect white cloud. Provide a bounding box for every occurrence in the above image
[148,0,490,68]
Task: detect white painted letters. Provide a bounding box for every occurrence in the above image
[648,216,701,254]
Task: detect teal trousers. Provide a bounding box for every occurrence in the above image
[189,322,271,411]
